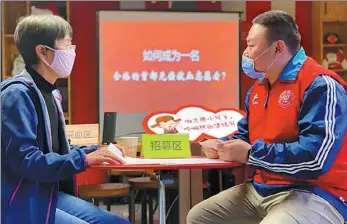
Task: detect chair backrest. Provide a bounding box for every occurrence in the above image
[65,124,99,146]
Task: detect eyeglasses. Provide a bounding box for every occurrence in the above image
[66,45,76,50]
[44,45,76,51]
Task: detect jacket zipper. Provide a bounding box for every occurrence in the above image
[261,81,271,183]
[340,197,347,206]
[264,80,271,109]
[9,178,23,207]
[45,184,55,224]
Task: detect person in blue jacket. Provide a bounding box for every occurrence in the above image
[1,14,130,224]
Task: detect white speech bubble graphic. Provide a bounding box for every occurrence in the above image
[144,106,245,142]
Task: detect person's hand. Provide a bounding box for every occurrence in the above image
[203,146,219,159]
[200,139,222,159]
[217,139,251,163]
[86,145,126,165]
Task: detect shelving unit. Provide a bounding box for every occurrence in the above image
[1,1,72,124]
[312,1,347,82]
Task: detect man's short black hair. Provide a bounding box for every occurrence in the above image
[253,10,301,55]
[14,14,72,66]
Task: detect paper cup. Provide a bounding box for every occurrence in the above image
[116,137,139,157]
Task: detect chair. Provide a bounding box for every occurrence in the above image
[128,175,178,224]
[66,124,131,214]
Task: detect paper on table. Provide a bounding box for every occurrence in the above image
[124,157,228,165]
[199,139,223,150]
[106,143,227,165]
[108,143,127,164]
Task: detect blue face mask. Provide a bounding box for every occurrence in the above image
[241,43,278,79]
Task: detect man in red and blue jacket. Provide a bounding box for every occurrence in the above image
[188,10,347,224]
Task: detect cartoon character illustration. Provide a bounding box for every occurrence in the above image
[150,115,181,134]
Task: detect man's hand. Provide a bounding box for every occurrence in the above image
[202,146,219,159]
[86,145,126,166]
[200,139,223,159]
[217,139,251,163]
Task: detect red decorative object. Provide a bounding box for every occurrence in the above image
[322,48,347,70]
[324,32,342,44]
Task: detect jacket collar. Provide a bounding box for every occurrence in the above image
[16,69,36,85]
[258,47,307,84]
[14,69,69,153]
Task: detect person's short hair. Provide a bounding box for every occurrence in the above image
[253,10,301,55]
[14,14,72,66]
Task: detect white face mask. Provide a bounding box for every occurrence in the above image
[41,45,76,77]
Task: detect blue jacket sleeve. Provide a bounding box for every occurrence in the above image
[1,86,88,182]
[248,75,347,179]
[70,144,100,154]
[220,86,253,143]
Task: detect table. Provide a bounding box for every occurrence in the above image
[92,158,245,224]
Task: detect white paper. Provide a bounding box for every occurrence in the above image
[123,157,228,165]
[199,139,223,150]
[107,143,127,163]
[106,143,227,165]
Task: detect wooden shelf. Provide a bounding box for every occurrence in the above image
[332,69,347,73]
[64,113,70,121]
[312,2,347,83]
[3,36,21,78]
[2,1,73,124]
[4,34,15,38]
[323,44,347,48]
[3,1,28,35]
[320,2,347,22]
[3,75,12,80]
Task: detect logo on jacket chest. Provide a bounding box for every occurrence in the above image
[252,93,259,105]
[278,90,295,108]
